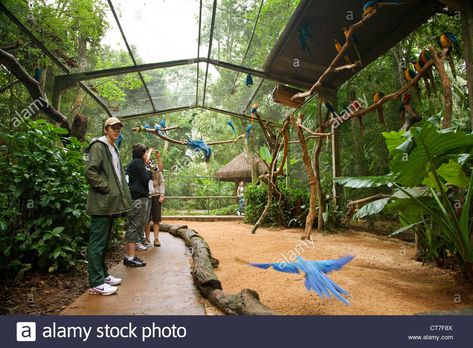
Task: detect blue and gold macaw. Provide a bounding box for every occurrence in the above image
[362,0,401,17]
[247,255,354,305]
[373,91,386,126]
[343,27,363,66]
[250,102,259,125]
[436,32,461,79]
[297,23,315,59]
[403,65,421,100]
[334,39,352,65]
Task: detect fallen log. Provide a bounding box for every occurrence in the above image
[159,223,273,315]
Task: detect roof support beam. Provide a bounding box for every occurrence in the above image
[107,0,156,112]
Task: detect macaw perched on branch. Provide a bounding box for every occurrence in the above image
[436,32,461,80]
[227,120,237,135]
[333,39,352,66]
[245,74,254,87]
[343,28,363,67]
[297,23,315,59]
[403,65,421,101]
[186,139,212,162]
[373,92,386,126]
[143,123,152,139]
[362,0,401,18]
[247,255,354,305]
[250,102,259,125]
[399,93,422,130]
[415,50,437,97]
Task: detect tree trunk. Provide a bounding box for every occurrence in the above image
[160,223,272,314]
[293,114,318,240]
[70,37,88,140]
[314,102,325,232]
[430,47,453,128]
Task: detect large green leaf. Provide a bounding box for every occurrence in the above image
[353,198,391,219]
[335,176,392,188]
[389,123,473,187]
[436,160,470,188]
[383,130,407,153]
[259,146,271,164]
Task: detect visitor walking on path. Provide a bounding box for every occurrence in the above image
[124,143,152,267]
[84,117,132,296]
[144,148,165,247]
[237,181,245,216]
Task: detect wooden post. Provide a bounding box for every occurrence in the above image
[462,1,473,129]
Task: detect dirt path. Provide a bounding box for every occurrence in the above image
[168,220,473,315]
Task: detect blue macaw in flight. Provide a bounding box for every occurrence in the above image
[248,255,354,305]
[362,0,401,18]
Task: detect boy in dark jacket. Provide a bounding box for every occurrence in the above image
[84,117,132,295]
[124,143,151,267]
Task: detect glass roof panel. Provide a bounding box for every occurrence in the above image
[144,64,197,112]
[87,72,153,117]
[106,0,200,64]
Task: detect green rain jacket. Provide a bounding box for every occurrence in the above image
[84,137,132,216]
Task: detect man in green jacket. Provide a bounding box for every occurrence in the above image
[84,117,132,295]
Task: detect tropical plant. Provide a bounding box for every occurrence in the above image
[336,119,473,280]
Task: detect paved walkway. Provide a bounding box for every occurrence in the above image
[62,232,205,315]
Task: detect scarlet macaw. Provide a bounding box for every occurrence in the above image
[247,255,354,305]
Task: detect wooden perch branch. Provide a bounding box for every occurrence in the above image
[291,10,377,101]
[298,122,333,137]
[208,134,245,145]
[160,223,272,315]
[325,54,438,127]
[333,61,361,73]
[0,48,70,131]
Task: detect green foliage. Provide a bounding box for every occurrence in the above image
[338,120,473,268]
[244,179,310,227]
[0,120,90,277]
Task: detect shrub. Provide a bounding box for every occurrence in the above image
[244,179,310,227]
[0,120,90,277]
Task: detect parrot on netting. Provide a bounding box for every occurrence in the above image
[246,255,354,305]
[362,0,401,18]
[297,23,315,59]
[186,139,212,162]
[245,74,254,87]
[33,66,43,82]
[373,91,386,126]
[436,32,461,80]
[227,120,237,135]
[246,124,253,141]
[417,50,437,96]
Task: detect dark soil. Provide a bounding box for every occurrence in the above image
[0,242,123,315]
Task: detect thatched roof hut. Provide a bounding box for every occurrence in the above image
[216,152,267,183]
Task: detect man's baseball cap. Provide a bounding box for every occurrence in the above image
[104,117,123,128]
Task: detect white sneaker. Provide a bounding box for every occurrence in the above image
[104,275,122,286]
[135,242,147,251]
[89,283,118,296]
